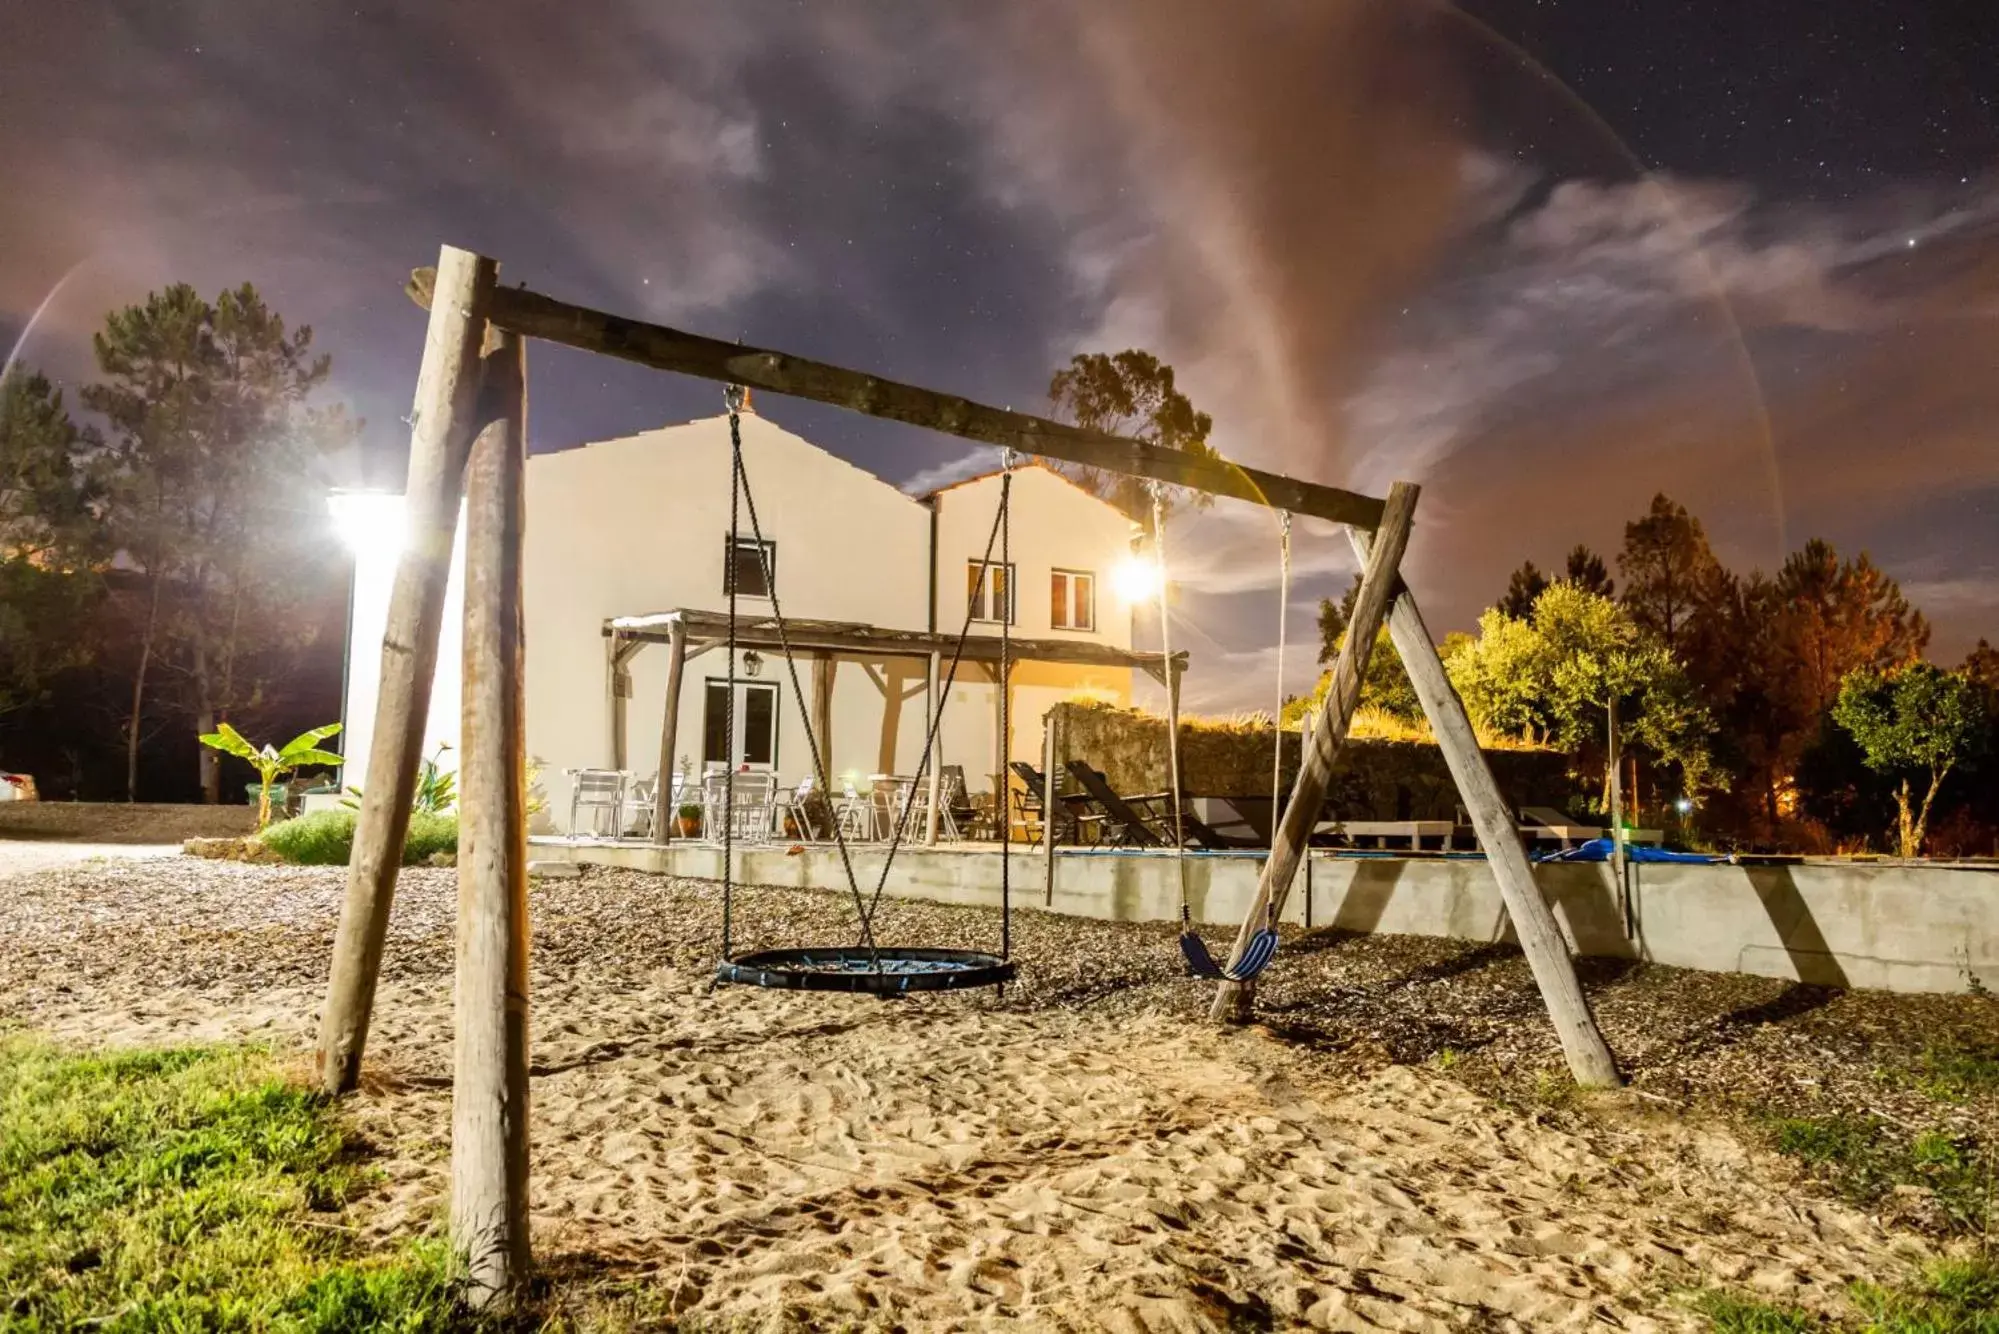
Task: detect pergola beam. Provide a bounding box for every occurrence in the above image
[408,269,1385,531]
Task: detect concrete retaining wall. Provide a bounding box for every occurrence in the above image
[537,841,1999,995]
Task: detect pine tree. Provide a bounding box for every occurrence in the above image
[84,283,350,801]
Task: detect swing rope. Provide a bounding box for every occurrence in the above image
[1273,512,1291,820]
[1168,486,1282,984]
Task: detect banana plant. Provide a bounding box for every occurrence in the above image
[341,741,457,815]
[197,722,344,830]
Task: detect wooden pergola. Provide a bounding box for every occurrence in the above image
[603,609,1185,846]
[315,244,1622,1308]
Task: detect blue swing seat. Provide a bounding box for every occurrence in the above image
[1179,925,1280,982]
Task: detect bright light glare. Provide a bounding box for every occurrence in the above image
[1112,555,1164,603]
[328,490,408,558]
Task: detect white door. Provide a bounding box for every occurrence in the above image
[702,680,779,772]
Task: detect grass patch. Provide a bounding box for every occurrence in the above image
[1852,1254,1999,1333]
[257,811,458,867]
[1913,1043,1999,1104]
[0,1033,461,1329]
[1691,1287,1822,1332]
[1764,1113,1993,1236]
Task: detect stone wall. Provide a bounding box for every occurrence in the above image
[1045,701,1574,819]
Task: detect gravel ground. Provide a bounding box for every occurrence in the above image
[3,857,1994,1240]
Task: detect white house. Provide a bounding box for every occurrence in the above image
[333,404,1168,831]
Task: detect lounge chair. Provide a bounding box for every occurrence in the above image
[1062,761,1165,847]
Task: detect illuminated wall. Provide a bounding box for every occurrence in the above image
[329,491,465,790]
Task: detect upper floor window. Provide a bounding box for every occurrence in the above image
[724,537,775,598]
[1051,569,1095,631]
[967,560,1014,624]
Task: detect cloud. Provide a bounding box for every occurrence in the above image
[898,450,998,497]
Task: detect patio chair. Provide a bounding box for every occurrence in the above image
[1063,761,1165,847]
[939,765,978,840]
[623,776,656,839]
[1007,760,1095,846]
[566,768,627,839]
[836,776,877,840]
[702,772,779,843]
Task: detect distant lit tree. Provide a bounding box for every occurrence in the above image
[1774,539,1927,719]
[1562,544,1614,599]
[0,367,100,717]
[1496,560,1548,620]
[1046,349,1217,528]
[1832,664,1984,858]
[85,282,354,801]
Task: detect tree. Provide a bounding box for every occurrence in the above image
[1298,571,1418,723]
[1447,584,1713,799]
[1831,664,1984,857]
[1562,544,1613,599]
[1959,639,1999,696]
[1446,607,1553,741]
[84,283,347,802]
[1,365,97,560]
[1046,349,1217,527]
[1774,539,1928,719]
[0,367,100,717]
[1315,575,1361,666]
[1497,560,1548,619]
[1618,493,1725,658]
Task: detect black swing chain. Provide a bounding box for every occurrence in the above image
[721,388,743,960]
[723,388,885,968]
[999,450,1013,959]
[854,446,1017,961]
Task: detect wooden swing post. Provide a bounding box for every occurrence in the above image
[1348,529,1622,1086]
[318,245,495,1097]
[453,327,533,1302]
[1209,482,1418,1023]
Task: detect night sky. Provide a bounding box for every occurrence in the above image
[3,1,1994,711]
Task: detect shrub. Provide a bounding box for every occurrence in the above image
[257,810,458,867]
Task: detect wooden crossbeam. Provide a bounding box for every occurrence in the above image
[407,268,1386,530]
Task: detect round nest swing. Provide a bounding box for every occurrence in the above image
[715,947,1015,994]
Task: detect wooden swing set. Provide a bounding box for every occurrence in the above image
[314,244,1623,1307]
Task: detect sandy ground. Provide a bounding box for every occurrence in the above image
[0,859,1958,1332]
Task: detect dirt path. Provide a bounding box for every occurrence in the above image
[0,840,180,879]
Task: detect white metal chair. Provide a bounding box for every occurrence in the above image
[623,776,656,839]
[836,776,877,840]
[566,768,627,839]
[703,771,779,843]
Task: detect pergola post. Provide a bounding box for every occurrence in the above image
[606,634,641,770]
[924,649,942,845]
[1350,529,1622,1087]
[1211,483,1418,1023]
[811,653,835,780]
[317,244,496,1096]
[651,616,688,844]
[453,327,532,1303]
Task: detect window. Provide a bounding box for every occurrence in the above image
[703,679,779,768]
[723,537,775,598]
[967,560,1014,623]
[1051,569,1095,631]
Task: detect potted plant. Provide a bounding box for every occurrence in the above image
[677,802,703,838]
